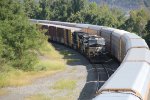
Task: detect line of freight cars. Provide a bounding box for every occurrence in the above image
[37,20,148,62]
[39,23,107,63]
[46,21,150,100]
[30,19,150,100]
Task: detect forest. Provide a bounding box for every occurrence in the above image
[0,0,150,77]
[89,0,150,11]
[24,0,150,43]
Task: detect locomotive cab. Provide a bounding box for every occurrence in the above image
[87,36,105,58]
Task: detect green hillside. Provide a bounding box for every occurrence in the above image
[89,0,150,11]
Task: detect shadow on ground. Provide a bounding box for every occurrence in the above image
[51,43,88,66]
[51,43,120,100]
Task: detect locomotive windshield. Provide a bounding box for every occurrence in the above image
[88,38,105,46]
[88,40,97,45]
[97,39,105,45]
[83,36,89,43]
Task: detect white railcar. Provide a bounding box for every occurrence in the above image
[29,19,38,23]
[75,23,90,33]
[120,33,141,61]
[94,93,140,100]
[49,21,66,25]
[96,62,150,100]
[123,48,150,64]
[111,29,128,61]
[38,20,50,24]
[125,39,149,52]
[100,27,116,53]
[61,22,77,27]
[87,25,104,35]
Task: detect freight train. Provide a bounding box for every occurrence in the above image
[39,23,106,63]
[30,19,150,100]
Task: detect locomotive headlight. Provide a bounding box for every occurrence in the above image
[96,47,102,52]
[96,47,99,52]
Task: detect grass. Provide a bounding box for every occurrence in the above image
[0,42,66,88]
[0,67,63,87]
[52,92,75,100]
[60,50,80,64]
[60,50,74,56]
[54,95,75,100]
[67,59,80,63]
[34,60,65,71]
[26,92,75,100]
[52,79,77,90]
[0,89,9,96]
[39,42,63,59]
[25,94,51,100]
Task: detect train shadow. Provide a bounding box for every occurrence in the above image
[51,43,99,99]
[51,42,89,66]
[78,59,120,100]
[78,65,101,100]
[51,42,120,100]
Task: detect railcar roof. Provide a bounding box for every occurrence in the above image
[39,23,81,31]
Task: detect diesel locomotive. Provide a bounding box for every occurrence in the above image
[39,23,106,63]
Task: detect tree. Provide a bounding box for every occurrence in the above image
[0,0,45,70]
[121,9,150,36]
[36,0,88,21]
[144,20,150,47]
[71,0,88,13]
[68,4,125,28]
[0,36,3,57]
[67,2,98,23]
[50,0,72,21]
[23,0,39,18]
[67,12,84,23]
[38,0,52,20]
[145,20,150,34]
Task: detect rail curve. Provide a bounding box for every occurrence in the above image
[30,19,150,100]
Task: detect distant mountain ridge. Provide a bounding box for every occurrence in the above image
[89,0,150,11]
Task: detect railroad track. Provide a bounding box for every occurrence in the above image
[92,58,119,93]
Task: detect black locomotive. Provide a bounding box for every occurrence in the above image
[41,24,106,63]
